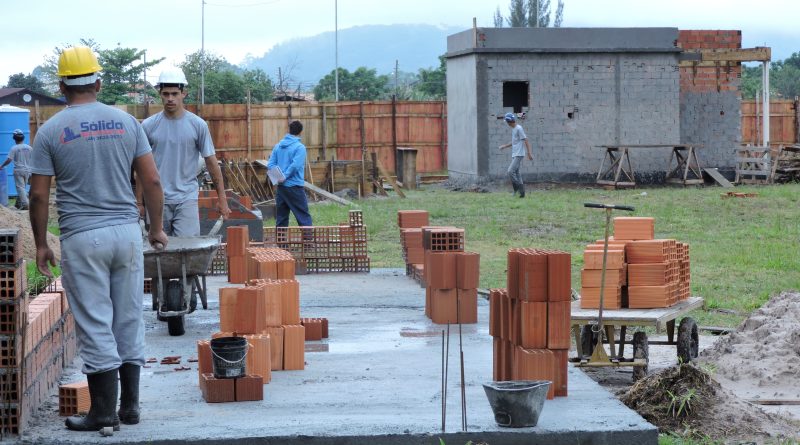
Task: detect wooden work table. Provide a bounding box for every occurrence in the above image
[596,144,704,188]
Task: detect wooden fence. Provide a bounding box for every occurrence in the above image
[741,99,799,146]
[21,100,448,175]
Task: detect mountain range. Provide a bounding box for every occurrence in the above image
[241,24,460,90]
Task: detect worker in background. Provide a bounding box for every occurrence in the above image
[1,129,33,210]
[499,112,534,198]
[28,46,167,432]
[267,120,312,227]
[140,68,230,236]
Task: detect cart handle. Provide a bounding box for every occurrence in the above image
[584,203,635,212]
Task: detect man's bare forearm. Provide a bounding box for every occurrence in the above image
[28,175,51,249]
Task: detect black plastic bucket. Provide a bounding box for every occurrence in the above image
[210,336,248,379]
[482,380,550,428]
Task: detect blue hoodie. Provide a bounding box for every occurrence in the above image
[267,134,306,187]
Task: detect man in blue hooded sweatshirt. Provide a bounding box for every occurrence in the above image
[267,120,312,227]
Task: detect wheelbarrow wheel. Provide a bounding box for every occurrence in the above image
[165,281,185,337]
[632,331,649,382]
[580,325,598,359]
[677,317,699,364]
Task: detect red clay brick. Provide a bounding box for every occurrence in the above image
[196,340,212,386]
[282,325,305,370]
[280,280,300,325]
[456,288,478,324]
[513,347,555,399]
[547,301,571,350]
[551,349,569,397]
[455,252,480,289]
[301,318,323,341]
[546,252,571,302]
[242,334,271,384]
[234,287,267,334]
[519,251,547,302]
[226,226,249,257]
[201,373,235,403]
[426,252,457,289]
[583,250,625,269]
[234,375,264,401]
[219,288,238,332]
[430,288,458,324]
[227,256,248,284]
[264,327,284,370]
[520,301,547,349]
[506,249,520,299]
[488,289,502,337]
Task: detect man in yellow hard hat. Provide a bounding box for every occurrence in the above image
[28,45,167,432]
[139,68,230,237]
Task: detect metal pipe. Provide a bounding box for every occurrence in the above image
[763,61,770,147]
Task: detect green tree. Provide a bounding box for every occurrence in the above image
[528,0,550,28]
[313,67,389,101]
[507,0,527,27]
[97,45,164,105]
[554,0,565,27]
[4,73,48,95]
[493,6,504,27]
[242,68,274,103]
[414,55,447,99]
[178,51,238,104]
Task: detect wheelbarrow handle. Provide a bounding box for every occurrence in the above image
[584,203,635,212]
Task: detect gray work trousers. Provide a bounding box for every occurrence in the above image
[163,200,200,237]
[13,171,29,206]
[507,156,524,188]
[60,223,145,374]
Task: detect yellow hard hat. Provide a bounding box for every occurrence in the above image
[57,46,102,78]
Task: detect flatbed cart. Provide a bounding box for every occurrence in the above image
[571,296,705,381]
[143,236,220,336]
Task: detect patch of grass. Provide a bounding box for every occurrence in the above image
[297,184,800,328]
[26,259,61,296]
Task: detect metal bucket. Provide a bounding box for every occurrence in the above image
[482,380,550,428]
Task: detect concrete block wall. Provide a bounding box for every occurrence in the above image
[483,53,680,182]
[678,30,742,171]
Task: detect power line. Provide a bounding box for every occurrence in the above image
[204,0,280,6]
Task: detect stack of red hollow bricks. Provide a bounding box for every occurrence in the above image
[397,211,481,325]
[195,226,306,403]
[489,248,571,399]
[580,217,691,310]
[0,229,78,435]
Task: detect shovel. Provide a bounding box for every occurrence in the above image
[208,216,224,236]
[583,203,634,363]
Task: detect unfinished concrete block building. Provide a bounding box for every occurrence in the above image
[445,27,743,183]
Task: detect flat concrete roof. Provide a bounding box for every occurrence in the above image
[447,27,681,58]
[16,270,657,445]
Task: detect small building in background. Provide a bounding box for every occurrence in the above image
[0,88,64,107]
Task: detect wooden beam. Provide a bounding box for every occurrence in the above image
[680,47,771,66]
[702,168,734,188]
[375,159,406,198]
[304,181,353,206]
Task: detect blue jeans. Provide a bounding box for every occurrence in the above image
[275,185,312,227]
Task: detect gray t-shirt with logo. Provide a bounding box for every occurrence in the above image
[142,111,215,204]
[7,143,33,174]
[29,102,151,240]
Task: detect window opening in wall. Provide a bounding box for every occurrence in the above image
[503,81,529,114]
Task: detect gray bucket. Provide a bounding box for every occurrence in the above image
[210,336,248,379]
[482,380,550,428]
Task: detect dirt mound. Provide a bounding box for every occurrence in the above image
[0,206,61,262]
[699,291,800,402]
[620,363,798,442]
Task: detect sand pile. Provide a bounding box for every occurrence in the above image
[621,363,798,442]
[699,291,800,402]
[0,206,61,262]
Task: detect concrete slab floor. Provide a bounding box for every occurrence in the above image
[14,269,657,445]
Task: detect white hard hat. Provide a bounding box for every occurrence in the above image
[156,68,188,87]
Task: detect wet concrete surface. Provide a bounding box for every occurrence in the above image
[14,269,657,445]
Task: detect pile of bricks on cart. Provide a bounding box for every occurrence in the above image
[396,210,480,325]
[198,189,262,241]
[0,229,78,436]
[580,217,691,310]
[490,248,571,399]
[192,225,327,403]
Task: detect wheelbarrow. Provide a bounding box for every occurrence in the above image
[143,236,220,336]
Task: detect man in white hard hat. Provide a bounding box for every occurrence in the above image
[28,45,167,432]
[140,68,230,236]
[0,129,32,210]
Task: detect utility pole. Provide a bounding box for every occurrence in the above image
[143,50,149,117]
[335,0,339,102]
[395,59,399,97]
[201,0,206,106]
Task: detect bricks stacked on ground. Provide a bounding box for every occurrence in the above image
[489,248,572,399]
[300,318,328,341]
[579,216,691,309]
[397,210,429,281]
[0,229,78,436]
[262,217,370,274]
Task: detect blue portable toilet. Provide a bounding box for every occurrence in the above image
[0,104,31,204]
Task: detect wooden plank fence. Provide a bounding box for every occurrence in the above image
[741,99,799,146]
[20,100,448,175]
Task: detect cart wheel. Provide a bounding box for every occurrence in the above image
[677,317,699,364]
[580,325,598,359]
[165,281,185,337]
[632,331,649,382]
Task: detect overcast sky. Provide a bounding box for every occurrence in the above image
[2,0,798,86]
